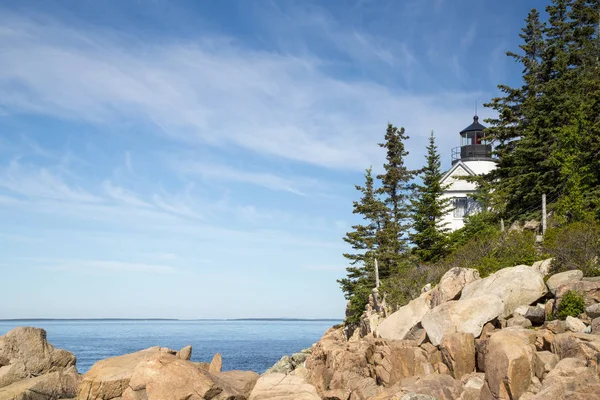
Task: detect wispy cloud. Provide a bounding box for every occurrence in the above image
[151,193,202,220]
[0,159,102,203]
[103,180,152,208]
[0,11,486,172]
[176,161,314,195]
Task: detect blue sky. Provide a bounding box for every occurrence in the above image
[0,0,544,319]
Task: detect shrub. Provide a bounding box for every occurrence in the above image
[379,261,447,311]
[442,229,538,277]
[556,290,585,320]
[380,227,539,311]
[543,220,600,276]
[448,211,499,251]
[343,283,372,326]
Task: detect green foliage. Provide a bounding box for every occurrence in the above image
[410,131,452,262]
[376,124,417,272]
[380,227,537,310]
[340,123,417,325]
[443,229,538,277]
[379,259,447,310]
[448,211,499,250]
[556,290,585,320]
[338,167,386,324]
[543,220,600,276]
[343,284,372,325]
[482,1,600,221]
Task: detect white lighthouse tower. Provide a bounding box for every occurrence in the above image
[439,115,497,231]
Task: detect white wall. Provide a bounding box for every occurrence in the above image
[441,160,497,232]
[440,191,473,231]
[463,160,497,176]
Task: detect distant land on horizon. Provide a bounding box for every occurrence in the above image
[0,318,342,322]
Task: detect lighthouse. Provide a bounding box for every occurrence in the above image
[439,116,497,231]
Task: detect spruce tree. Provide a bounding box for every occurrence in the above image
[484,0,600,220]
[410,131,452,262]
[376,124,417,274]
[338,167,386,324]
[483,8,549,217]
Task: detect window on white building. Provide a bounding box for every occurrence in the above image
[453,197,468,218]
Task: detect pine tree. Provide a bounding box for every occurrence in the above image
[483,8,549,218]
[338,167,386,324]
[410,131,452,262]
[484,0,600,220]
[376,124,417,274]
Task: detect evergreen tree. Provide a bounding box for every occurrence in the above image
[410,131,452,262]
[338,167,386,324]
[376,123,417,274]
[483,8,549,217]
[483,0,600,221]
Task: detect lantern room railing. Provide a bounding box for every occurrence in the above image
[451,144,494,165]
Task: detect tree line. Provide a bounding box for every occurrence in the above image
[338,126,451,324]
[339,0,600,325]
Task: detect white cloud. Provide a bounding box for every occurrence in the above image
[0,12,488,172]
[0,159,102,203]
[103,180,152,208]
[176,161,314,195]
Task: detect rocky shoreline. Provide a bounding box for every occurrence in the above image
[2,260,600,399]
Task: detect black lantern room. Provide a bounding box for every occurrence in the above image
[451,116,494,165]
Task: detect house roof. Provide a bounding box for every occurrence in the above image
[440,160,476,185]
[460,115,487,134]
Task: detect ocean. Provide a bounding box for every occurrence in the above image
[0,319,340,373]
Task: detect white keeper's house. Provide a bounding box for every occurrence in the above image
[440,115,498,231]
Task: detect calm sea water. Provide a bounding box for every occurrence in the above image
[0,320,339,373]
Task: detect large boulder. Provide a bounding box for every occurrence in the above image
[78,346,179,400]
[546,270,583,295]
[530,358,600,399]
[214,370,260,398]
[555,279,600,307]
[122,352,243,400]
[506,315,532,329]
[378,295,430,341]
[248,373,320,400]
[460,372,485,400]
[592,317,600,334]
[421,295,504,346]
[481,328,536,400]
[370,374,464,400]
[514,304,546,325]
[531,259,553,277]
[0,327,77,389]
[178,345,192,361]
[209,353,223,373]
[585,303,600,319]
[0,366,80,400]
[551,332,600,365]
[439,332,475,380]
[304,327,437,398]
[266,350,310,375]
[304,327,380,399]
[534,351,558,380]
[565,316,587,333]
[428,268,480,308]
[371,340,434,387]
[460,265,548,318]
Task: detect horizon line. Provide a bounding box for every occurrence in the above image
[0,317,343,322]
